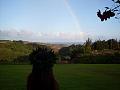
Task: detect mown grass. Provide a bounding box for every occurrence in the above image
[0,64,120,90]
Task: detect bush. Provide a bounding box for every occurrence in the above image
[70,55,120,64]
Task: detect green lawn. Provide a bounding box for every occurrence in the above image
[0,64,120,90]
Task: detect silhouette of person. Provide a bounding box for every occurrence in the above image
[27,47,59,90]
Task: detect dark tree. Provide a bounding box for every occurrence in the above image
[69,44,84,63]
[27,46,59,90]
[107,39,119,49]
[84,38,92,53]
[92,40,109,50]
[59,47,71,59]
[97,0,120,21]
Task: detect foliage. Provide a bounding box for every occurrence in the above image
[13,55,29,64]
[59,38,120,64]
[71,55,120,64]
[0,38,120,64]
[97,0,120,21]
[92,39,119,50]
[59,44,84,63]
[84,38,92,53]
[70,45,84,59]
[0,40,46,64]
[59,47,71,60]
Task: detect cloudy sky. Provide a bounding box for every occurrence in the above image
[0,0,120,42]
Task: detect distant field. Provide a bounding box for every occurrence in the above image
[0,64,120,90]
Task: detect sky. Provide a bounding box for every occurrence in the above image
[0,0,120,42]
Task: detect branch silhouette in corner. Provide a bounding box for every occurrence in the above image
[97,0,120,21]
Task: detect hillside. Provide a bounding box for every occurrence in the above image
[0,40,32,63]
[0,40,65,63]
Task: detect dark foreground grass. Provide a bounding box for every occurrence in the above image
[0,64,120,90]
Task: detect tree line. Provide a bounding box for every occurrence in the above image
[59,38,120,64]
[0,39,120,64]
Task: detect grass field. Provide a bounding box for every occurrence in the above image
[0,64,120,90]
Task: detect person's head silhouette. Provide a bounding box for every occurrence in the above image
[27,46,59,90]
